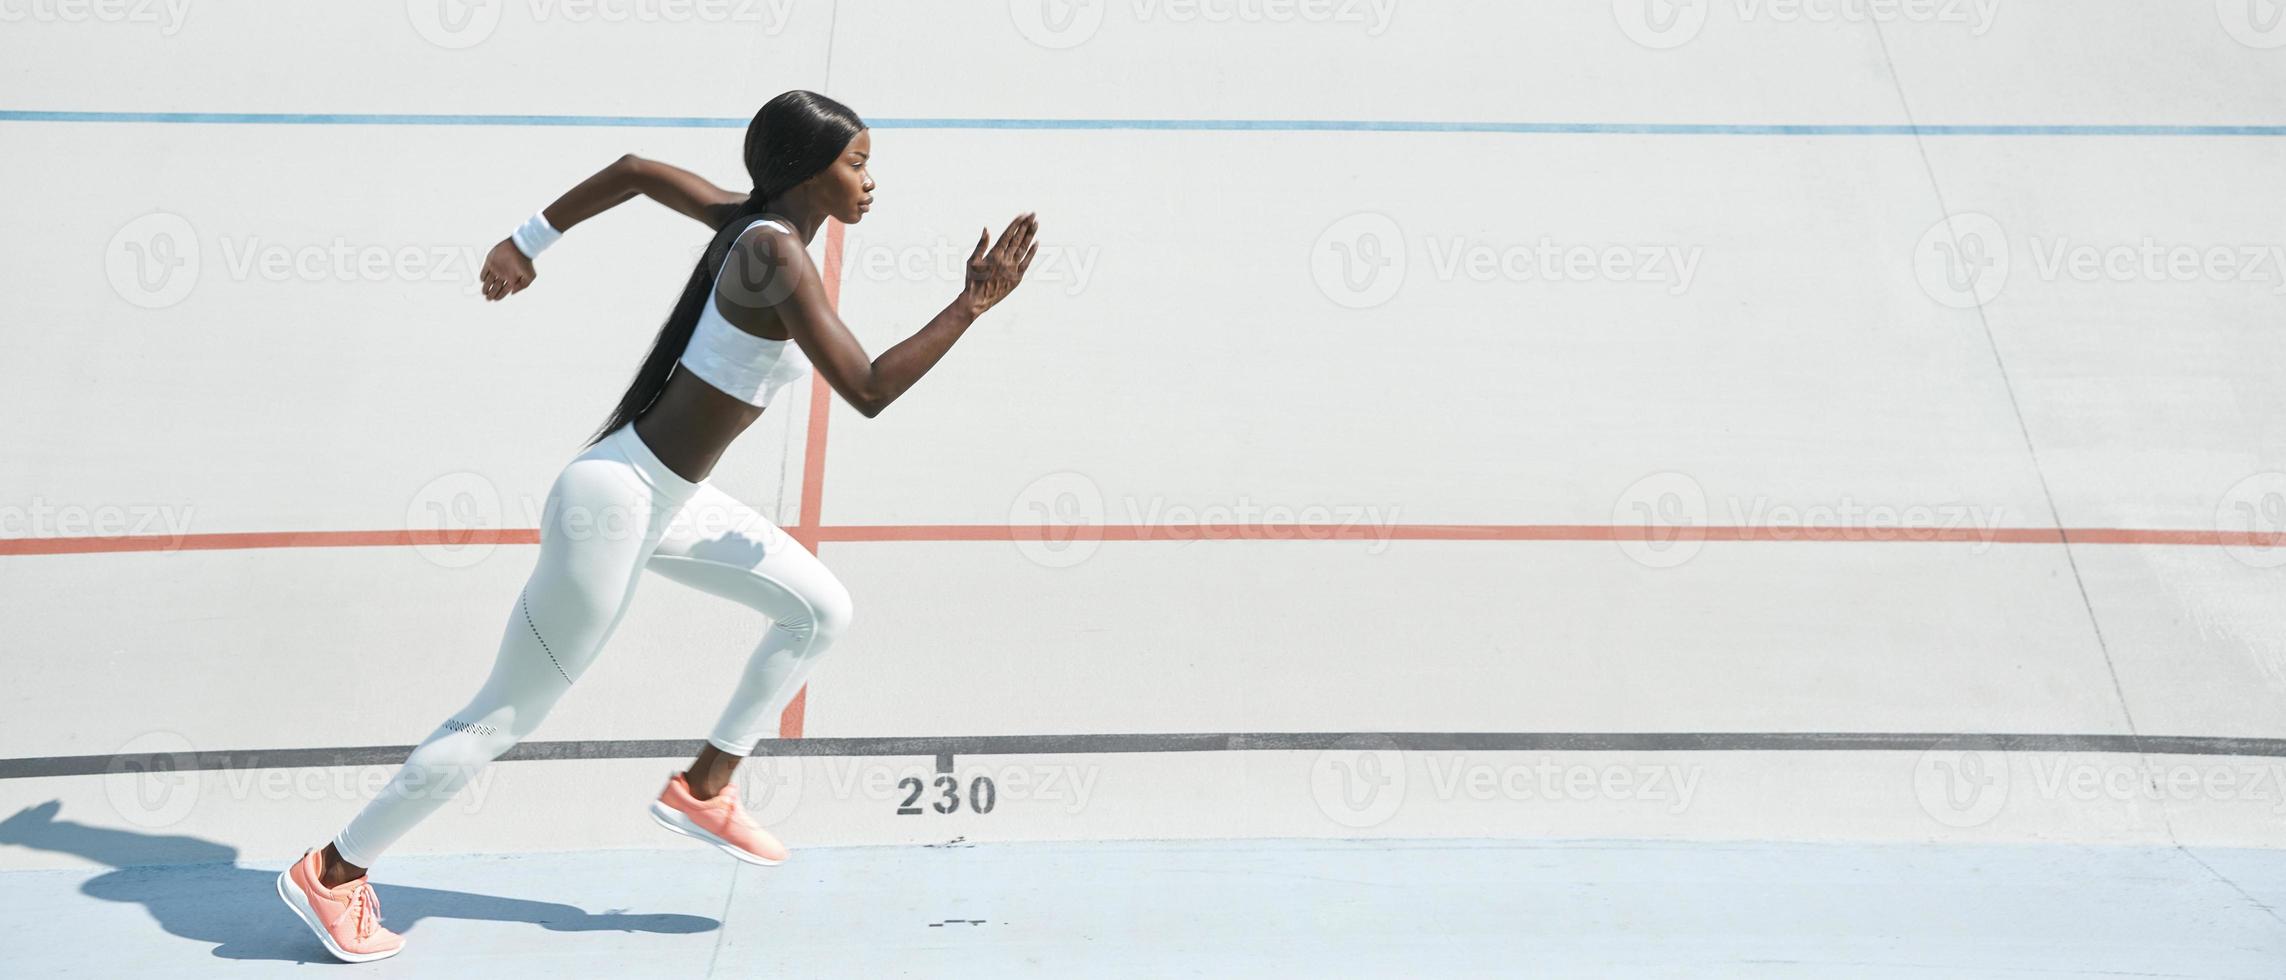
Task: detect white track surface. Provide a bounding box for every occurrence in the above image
[5,2,2286,974]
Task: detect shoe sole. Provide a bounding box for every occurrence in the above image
[648,801,787,866]
[275,864,404,963]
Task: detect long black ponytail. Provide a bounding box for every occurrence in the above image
[582,89,867,449]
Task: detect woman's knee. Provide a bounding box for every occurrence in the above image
[812,578,854,645]
[784,575,853,649]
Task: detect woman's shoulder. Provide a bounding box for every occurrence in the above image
[727,211,795,236]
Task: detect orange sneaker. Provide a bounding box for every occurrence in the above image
[275,847,405,963]
[649,771,789,866]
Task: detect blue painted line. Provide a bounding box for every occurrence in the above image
[4,110,2286,136]
[0,110,745,128]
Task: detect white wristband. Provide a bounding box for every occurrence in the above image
[509,210,562,259]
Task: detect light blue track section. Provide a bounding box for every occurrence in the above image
[2,804,2281,978]
[5,110,2286,136]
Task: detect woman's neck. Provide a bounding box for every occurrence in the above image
[758,196,828,244]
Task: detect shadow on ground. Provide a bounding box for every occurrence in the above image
[0,800,716,963]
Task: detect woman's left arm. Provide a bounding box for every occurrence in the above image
[480,154,749,301]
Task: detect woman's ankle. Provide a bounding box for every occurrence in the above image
[683,770,730,800]
[685,746,743,799]
[318,842,367,889]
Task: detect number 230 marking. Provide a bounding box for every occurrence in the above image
[898,774,997,815]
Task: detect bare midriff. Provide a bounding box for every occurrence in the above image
[629,305,795,485]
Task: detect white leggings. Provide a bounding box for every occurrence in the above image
[331,422,853,868]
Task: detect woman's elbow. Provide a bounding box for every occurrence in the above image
[613,154,665,195]
[839,374,891,418]
[854,383,898,418]
[830,380,886,418]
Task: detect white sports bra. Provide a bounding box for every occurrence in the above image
[679,215,813,408]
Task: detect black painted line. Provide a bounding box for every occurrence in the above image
[7,732,2286,780]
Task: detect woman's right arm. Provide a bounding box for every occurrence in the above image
[480,155,748,301]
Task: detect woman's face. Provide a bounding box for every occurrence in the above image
[827,129,874,224]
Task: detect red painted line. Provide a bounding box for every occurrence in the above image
[793,218,844,545]
[777,217,848,740]
[810,524,2286,547]
[9,524,2281,556]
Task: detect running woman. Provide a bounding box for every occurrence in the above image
[275,90,1040,963]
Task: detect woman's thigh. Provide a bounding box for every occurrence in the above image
[646,483,850,625]
[516,449,687,672]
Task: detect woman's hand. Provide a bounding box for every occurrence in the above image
[479,238,535,302]
[959,212,1039,317]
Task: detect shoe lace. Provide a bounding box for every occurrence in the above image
[339,881,382,941]
[717,784,762,830]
